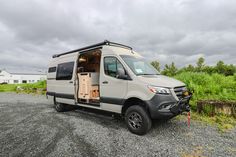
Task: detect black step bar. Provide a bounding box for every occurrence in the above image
[52,40,132,58]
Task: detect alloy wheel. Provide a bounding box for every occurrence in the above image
[128,112,143,129]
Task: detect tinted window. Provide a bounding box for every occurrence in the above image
[104,57,125,78]
[48,67,56,73]
[56,62,74,80]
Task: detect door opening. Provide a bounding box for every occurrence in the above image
[77,49,101,106]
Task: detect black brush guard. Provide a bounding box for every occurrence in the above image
[170,94,192,114]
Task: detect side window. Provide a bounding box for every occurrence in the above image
[56,62,74,80]
[104,57,125,78]
[48,67,56,73]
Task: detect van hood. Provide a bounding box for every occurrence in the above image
[137,75,185,88]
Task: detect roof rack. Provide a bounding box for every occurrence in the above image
[52,40,132,58]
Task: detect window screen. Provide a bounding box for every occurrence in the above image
[56,62,74,80]
[48,67,57,73]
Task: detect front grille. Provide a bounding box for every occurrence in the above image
[174,86,187,100]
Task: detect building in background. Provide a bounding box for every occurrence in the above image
[0,70,46,84]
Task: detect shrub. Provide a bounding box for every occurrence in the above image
[175,72,236,110]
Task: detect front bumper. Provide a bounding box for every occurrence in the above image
[145,93,192,119]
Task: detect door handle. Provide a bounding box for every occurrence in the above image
[102,81,108,84]
[69,81,73,83]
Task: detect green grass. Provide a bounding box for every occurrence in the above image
[175,72,236,111]
[175,72,236,131]
[0,81,46,94]
[0,84,18,92]
[190,112,236,132]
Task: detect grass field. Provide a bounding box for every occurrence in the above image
[175,72,236,110]
[0,81,46,93]
[175,72,236,131]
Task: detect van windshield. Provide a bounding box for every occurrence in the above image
[120,55,159,75]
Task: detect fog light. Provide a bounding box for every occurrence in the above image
[183,91,189,96]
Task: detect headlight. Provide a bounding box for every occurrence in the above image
[147,85,170,94]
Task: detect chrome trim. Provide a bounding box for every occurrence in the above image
[170,88,179,101]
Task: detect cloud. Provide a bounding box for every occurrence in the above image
[0,0,235,71]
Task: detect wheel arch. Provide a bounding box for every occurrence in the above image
[122,97,150,116]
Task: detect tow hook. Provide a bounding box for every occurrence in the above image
[185,105,190,112]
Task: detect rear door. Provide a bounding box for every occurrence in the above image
[54,54,77,104]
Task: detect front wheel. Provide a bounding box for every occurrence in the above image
[125,105,152,135]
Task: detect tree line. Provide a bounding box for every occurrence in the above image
[151,57,236,77]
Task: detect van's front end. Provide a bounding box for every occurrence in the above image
[120,55,192,120]
[144,79,191,119]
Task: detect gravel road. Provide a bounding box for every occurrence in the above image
[0,93,235,157]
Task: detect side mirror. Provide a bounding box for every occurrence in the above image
[117,68,127,79]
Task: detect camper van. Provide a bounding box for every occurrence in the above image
[46,40,191,135]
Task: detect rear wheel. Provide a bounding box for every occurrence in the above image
[125,105,152,135]
[54,99,66,112]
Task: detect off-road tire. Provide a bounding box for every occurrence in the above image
[125,105,152,135]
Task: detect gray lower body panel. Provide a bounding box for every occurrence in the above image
[145,94,191,119]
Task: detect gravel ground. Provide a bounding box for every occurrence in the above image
[0,93,235,157]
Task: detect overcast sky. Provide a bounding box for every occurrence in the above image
[0,0,235,72]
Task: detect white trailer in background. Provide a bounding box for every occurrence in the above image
[0,70,46,84]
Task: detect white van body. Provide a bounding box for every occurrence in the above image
[47,40,191,135]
